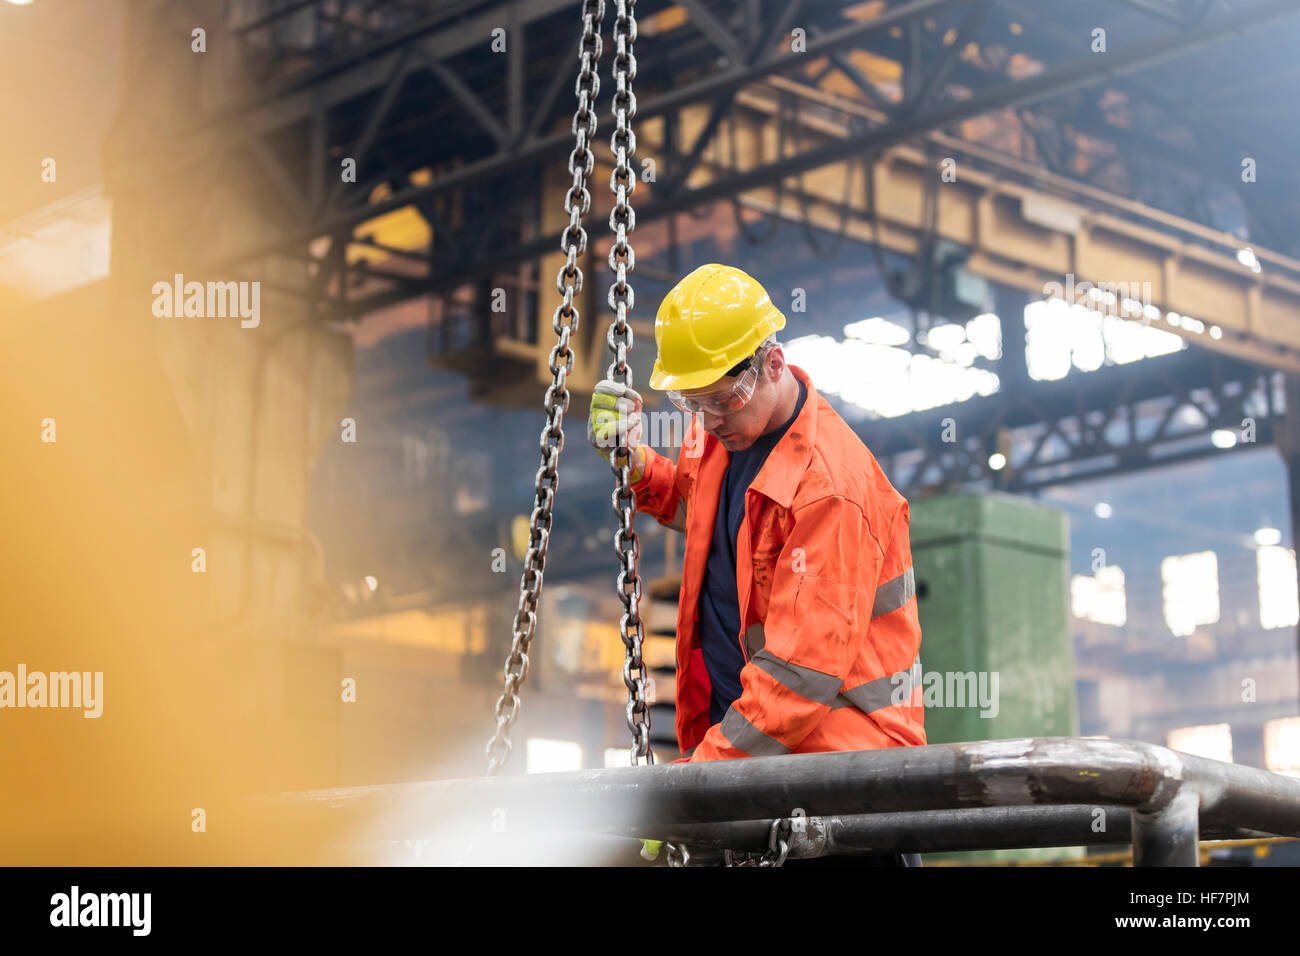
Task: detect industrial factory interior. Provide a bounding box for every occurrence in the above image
[2,0,1300,927]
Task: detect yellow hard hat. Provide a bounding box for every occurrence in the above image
[648,263,786,391]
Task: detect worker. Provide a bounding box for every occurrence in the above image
[587,263,925,776]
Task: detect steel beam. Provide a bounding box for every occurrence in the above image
[159,0,1300,310]
[213,0,974,258]
[899,0,992,117]
[253,1,1300,353]
[521,46,576,144]
[221,0,567,131]
[664,89,742,197]
[1274,374,1300,703]
[677,0,746,64]
[862,348,1281,493]
[421,49,509,148]
[822,44,896,114]
[323,47,415,211]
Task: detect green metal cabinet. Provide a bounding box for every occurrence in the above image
[909,492,1080,863]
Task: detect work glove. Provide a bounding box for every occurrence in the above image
[587,379,646,483]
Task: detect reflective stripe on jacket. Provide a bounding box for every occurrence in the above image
[632,365,925,761]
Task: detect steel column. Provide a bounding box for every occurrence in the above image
[1279,373,1300,699]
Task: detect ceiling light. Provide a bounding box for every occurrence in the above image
[1255,528,1283,547]
[1237,247,1262,274]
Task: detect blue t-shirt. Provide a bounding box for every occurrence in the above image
[697,380,807,723]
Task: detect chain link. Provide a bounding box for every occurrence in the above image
[486,0,607,776]
[603,0,651,767]
[723,818,793,867]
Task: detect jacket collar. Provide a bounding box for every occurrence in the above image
[747,364,819,510]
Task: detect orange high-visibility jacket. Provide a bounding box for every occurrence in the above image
[633,365,925,761]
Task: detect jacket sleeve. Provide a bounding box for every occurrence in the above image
[688,494,884,761]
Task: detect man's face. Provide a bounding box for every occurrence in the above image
[679,347,787,452]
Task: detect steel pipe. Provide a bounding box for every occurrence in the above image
[1132,788,1201,867]
[654,805,1272,856]
[257,738,1300,864]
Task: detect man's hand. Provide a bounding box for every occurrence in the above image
[587,379,647,483]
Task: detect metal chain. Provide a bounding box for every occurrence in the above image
[724,818,793,867]
[486,0,607,776]
[604,0,651,766]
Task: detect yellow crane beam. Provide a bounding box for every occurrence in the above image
[526,81,1300,389]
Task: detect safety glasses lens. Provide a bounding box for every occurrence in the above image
[669,362,761,416]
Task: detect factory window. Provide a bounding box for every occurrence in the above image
[1071,564,1127,626]
[1264,717,1300,778]
[526,737,583,774]
[1025,297,1183,382]
[1167,723,1233,763]
[783,311,1001,419]
[1257,545,1300,630]
[1161,550,1220,637]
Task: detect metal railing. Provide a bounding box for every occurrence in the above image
[261,737,1300,865]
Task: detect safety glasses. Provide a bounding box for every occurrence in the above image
[666,345,769,417]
